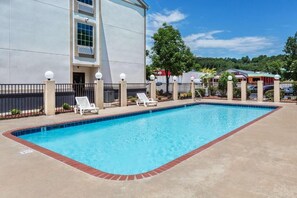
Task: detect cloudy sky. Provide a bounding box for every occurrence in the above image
[145,0,297,58]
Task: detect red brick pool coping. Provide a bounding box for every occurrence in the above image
[2,103,282,181]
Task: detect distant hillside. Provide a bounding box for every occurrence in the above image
[196,54,286,74]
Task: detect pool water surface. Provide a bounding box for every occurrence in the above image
[19,104,275,175]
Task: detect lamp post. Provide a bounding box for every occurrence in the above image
[119,73,127,106]
[149,74,156,100]
[94,72,104,109]
[274,74,281,102]
[227,75,233,101]
[172,76,178,100]
[44,71,55,115]
[190,76,195,100]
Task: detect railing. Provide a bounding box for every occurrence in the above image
[104,83,119,108]
[0,84,44,119]
[55,83,95,113]
[178,83,191,100]
[280,82,297,102]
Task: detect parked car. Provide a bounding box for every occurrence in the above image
[248,84,274,93]
[263,85,274,93]
[283,87,294,95]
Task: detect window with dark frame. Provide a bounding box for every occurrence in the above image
[77,0,93,6]
[77,23,93,47]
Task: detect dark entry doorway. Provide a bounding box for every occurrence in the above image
[73,72,85,84]
[73,72,85,97]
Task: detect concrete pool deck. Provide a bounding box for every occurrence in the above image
[1,100,297,198]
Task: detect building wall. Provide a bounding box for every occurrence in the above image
[100,0,145,83]
[0,0,70,84]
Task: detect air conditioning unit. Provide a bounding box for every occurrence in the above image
[78,2,94,16]
[78,46,94,55]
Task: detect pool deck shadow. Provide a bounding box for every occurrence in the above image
[1,99,297,198]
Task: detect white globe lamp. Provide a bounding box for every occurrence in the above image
[173,76,178,82]
[150,74,155,81]
[44,71,54,81]
[120,73,126,81]
[190,76,195,81]
[228,75,233,81]
[95,72,102,80]
[274,74,281,80]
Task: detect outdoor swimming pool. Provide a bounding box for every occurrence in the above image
[18,104,275,176]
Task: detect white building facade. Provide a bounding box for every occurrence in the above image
[0,0,147,84]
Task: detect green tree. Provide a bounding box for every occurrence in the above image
[151,23,197,93]
[218,72,238,97]
[284,32,297,80]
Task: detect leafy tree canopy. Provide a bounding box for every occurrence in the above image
[284,32,297,80]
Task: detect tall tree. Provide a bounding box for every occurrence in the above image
[284,32,297,80]
[151,23,197,93]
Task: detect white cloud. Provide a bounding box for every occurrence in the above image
[147,9,187,37]
[184,31,274,53]
[146,9,187,59]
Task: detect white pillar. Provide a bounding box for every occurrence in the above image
[191,81,195,100]
[150,80,156,100]
[44,80,55,116]
[227,81,233,101]
[120,80,127,107]
[274,80,280,102]
[173,81,178,100]
[241,80,247,101]
[94,80,104,109]
[257,80,264,102]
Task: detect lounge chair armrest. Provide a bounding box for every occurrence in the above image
[90,103,96,108]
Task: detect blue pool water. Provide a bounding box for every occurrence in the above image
[20,104,274,175]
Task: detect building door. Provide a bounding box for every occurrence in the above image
[73,72,85,84]
[73,72,85,96]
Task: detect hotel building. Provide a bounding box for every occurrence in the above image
[0,0,148,84]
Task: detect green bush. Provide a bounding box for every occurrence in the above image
[195,88,205,97]
[209,86,218,96]
[264,90,285,101]
[10,109,21,115]
[218,72,238,97]
[233,88,241,98]
[62,103,71,110]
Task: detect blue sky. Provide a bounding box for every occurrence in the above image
[145,0,297,58]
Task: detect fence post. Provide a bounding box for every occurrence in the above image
[241,80,247,101]
[44,80,55,115]
[150,80,156,100]
[191,81,195,100]
[94,80,104,109]
[173,81,178,100]
[227,77,233,101]
[257,80,263,102]
[119,80,127,107]
[274,79,280,102]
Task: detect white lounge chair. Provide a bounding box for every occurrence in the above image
[136,93,158,107]
[74,96,99,115]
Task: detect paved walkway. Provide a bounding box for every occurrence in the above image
[1,100,297,198]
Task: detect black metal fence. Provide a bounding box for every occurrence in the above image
[55,83,95,113]
[280,82,297,102]
[0,84,44,119]
[104,83,119,108]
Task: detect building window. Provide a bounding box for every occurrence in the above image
[76,0,95,16]
[77,23,93,47]
[77,0,93,6]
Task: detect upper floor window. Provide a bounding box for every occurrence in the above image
[77,0,93,6]
[77,23,93,47]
